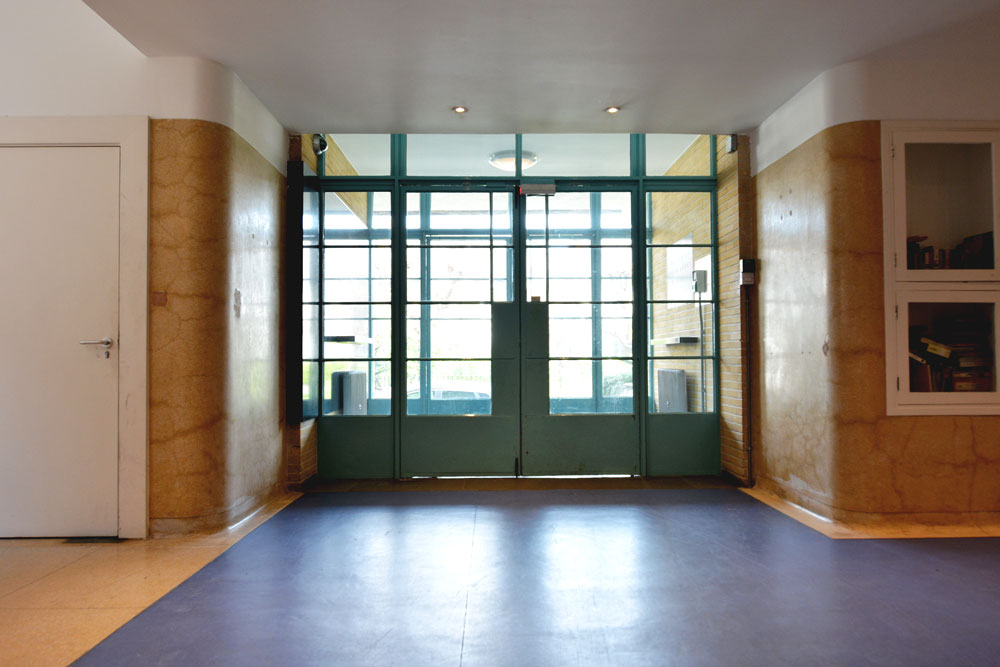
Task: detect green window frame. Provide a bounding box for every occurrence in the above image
[286,134,719,427]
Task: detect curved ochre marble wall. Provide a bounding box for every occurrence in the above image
[149,119,286,534]
[754,120,1000,525]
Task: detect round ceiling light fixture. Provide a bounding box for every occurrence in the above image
[488,150,539,172]
[451,105,468,114]
[605,106,621,114]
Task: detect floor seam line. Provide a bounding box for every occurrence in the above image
[459,504,478,667]
[0,547,96,601]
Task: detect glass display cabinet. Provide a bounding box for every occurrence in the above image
[884,124,1000,414]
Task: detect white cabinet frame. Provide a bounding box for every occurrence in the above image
[893,288,1000,411]
[883,121,1000,415]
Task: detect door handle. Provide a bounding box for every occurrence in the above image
[79,337,113,348]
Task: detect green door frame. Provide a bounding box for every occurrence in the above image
[398,184,520,477]
[517,184,639,475]
[296,134,721,479]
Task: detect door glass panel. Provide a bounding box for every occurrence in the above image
[407,304,492,358]
[492,195,513,245]
[647,245,714,302]
[303,305,319,360]
[648,303,714,357]
[546,192,593,235]
[323,304,391,359]
[601,246,633,276]
[302,361,319,418]
[601,303,633,356]
[550,360,594,399]
[407,192,507,244]
[601,359,634,402]
[550,360,633,414]
[324,192,391,245]
[525,196,548,245]
[428,248,492,301]
[407,361,492,415]
[548,247,592,302]
[602,246,634,301]
[601,279,632,302]
[324,360,391,415]
[492,247,513,302]
[549,304,593,357]
[649,360,715,413]
[323,247,391,302]
[526,247,547,301]
[406,192,501,415]
[538,192,634,414]
[549,281,592,303]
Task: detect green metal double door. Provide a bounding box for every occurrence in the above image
[400,186,639,477]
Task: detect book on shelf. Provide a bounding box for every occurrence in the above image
[904,231,993,270]
[919,337,952,359]
[909,358,933,392]
[958,356,991,369]
[953,378,994,392]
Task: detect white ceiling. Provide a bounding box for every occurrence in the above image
[84,0,1000,135]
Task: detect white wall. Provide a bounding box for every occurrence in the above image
[752,7,1000,174]
[0,0,287,171]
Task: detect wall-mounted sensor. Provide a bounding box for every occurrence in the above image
[739,258,757,286]
[312,134,328,155]
[692,270,708,294]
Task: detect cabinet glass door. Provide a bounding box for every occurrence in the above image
[894,131,1000,281]
[896,290,1000,406]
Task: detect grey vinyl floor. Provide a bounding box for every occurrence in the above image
[76,488,1000,666]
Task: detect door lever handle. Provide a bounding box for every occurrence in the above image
[79,337,113,348]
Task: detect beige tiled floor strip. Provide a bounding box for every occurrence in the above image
[0,493,300,667]
[742,487,1000,539]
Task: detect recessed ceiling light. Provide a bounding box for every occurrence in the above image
[452,106,468,114]
[489,150,538,172]
[605,106,621,114]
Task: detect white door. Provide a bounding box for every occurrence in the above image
[0,146,120,536]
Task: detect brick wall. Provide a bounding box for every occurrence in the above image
[286,419,318,488]
[716,136,751,484]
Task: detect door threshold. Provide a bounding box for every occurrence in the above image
[307,475,732,493]
[409,474,637,480]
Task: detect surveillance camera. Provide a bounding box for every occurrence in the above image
[312,134,328,155]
